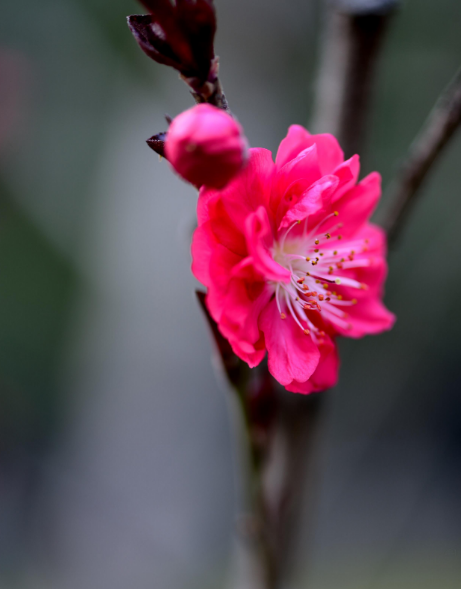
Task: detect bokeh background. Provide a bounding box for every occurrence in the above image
[0,0,460,588]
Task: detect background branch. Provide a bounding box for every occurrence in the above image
[312,0,398,157]
[382,67,461,244]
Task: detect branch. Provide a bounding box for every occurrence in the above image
[311,0,398,157]
[382,67,461,244]
[185,58,230,112]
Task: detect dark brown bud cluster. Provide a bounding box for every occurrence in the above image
[127,0,217,96]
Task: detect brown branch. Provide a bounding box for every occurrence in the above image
[184,58,230,112]
[382,67,461,244]
[311,0,398,158]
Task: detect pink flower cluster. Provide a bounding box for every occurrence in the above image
[191,125,395,394]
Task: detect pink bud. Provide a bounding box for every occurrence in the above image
[165,104,248,189]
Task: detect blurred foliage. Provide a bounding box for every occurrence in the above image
[0,179,78,449]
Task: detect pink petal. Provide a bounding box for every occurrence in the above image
[332,172,381,238]
[338,297,396,338]
[219,279,272,367]
[286,338,339,394]
[276,125,344,174]
[197,185,219,225]
[259,300,320,386]
[245,207,291,283]
[191,221,217,287]
[205,244,244,323]
[221,148,275,228]
[278,174,339,230]
[331,154,360,202]
[208,196,247,257]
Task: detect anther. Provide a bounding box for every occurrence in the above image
[318,294,324,301]
[280,313,286,319]
[315,239,319,245]
[333,250,338,255]
[352,299,357,304]
[325,233,331,239]
[297,277,305,283]
[335,278,341,284]
[306,257,310,261]
[303,329,310,335]
[334,211,339,216]
[338,235,343,240]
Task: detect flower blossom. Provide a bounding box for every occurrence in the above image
[192,125,395,394]
[166,104,248,189]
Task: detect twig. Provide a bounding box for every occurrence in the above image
[382,67,461,244]
[184,58,230,112]
[312,0,398,157]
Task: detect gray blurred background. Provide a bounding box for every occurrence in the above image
[0,0,460,588]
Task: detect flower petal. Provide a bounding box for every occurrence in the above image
[259,300,320,386]
[332,172,381,238]
[278,174,339,230]
[221,148,275,228]
[331,154,360,202]
[286,337,339,394]
[191,221,217,287]
[245,207,291,283]
[338,297,396,338]
[276,125,344,174]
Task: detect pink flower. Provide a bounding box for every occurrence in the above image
[192,125,395,394]
[166,104,248,189]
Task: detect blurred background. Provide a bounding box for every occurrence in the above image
[0,0,460,588]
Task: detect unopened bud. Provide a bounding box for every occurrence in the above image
[165,104,248,189]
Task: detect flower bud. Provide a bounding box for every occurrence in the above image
[128,0,216,86]
[165,104,248,189]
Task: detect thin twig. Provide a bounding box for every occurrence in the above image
[184,58,230,112]
[312,0,398,157]
[382,67,461,244]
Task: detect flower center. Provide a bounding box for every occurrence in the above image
[271,213,370,341]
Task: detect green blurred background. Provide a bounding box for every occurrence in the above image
[0,0,460,588]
